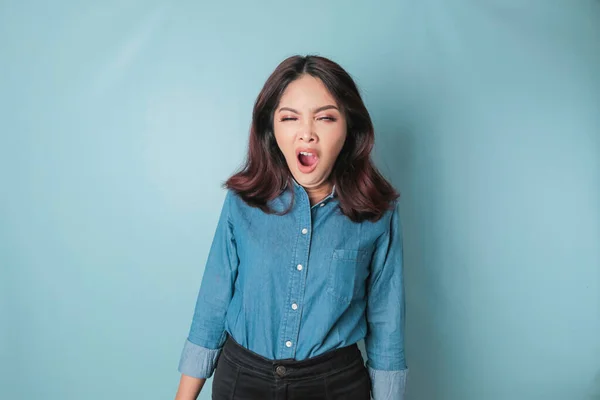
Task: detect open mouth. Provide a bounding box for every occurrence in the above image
[296,149,319,173]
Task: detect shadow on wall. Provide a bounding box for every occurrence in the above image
[590,370,600,400]
[374,102,449,400]
[354,87,447,400]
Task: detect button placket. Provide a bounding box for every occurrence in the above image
[281,190,312,359]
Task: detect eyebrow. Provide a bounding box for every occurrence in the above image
[278,105,339,114]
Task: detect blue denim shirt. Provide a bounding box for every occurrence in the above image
[178,181,408,399]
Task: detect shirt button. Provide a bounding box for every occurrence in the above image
[301,228,308,235]
[297,264,303,271]
[291,303,298,310]
[320,203,325,207]
[285,340,292,348]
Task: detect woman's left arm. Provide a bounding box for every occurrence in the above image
[365,202,408,400]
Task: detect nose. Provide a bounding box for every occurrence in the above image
[299,121,316,143]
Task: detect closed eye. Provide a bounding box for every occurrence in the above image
[280,117,298,122]
[317,116,337,122]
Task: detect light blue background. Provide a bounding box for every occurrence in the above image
[1,1,598,399]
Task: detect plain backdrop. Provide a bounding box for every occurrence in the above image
[1,1,599,399]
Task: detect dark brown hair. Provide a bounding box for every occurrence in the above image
[225,55,399,222]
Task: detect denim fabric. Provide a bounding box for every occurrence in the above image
[178,181,407,399]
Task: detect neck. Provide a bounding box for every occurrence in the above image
[304,182,333,206]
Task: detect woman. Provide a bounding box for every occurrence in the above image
[174,55,408,400]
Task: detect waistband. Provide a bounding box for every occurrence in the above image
[220,334,364,381]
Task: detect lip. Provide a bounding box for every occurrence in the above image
[295,147,319,174]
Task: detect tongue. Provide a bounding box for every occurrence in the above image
[299,154,317,167]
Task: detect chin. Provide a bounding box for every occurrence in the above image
[292,172,327,188]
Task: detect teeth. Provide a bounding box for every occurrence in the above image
[300,151,315,157]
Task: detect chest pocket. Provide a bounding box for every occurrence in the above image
[326,249,371,304]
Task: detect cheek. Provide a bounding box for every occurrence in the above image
[324,130,347,159]
[273,128,295,158]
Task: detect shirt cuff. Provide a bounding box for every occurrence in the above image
[178,339,222,379]
[368,366,409,400]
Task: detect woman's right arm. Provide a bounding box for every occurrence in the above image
[174,375,206,400]
[174,191,240,398]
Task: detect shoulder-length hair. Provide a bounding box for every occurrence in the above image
[225,55,399,222]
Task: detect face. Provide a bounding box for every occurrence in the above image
[273,74,347,192]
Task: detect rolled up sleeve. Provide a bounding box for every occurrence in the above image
[178,339,222,379]
[365,202,408,399]
[178,191,239,379]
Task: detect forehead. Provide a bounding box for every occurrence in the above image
[279,75,338,108]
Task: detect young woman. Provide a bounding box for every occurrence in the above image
[174,55,407,400]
